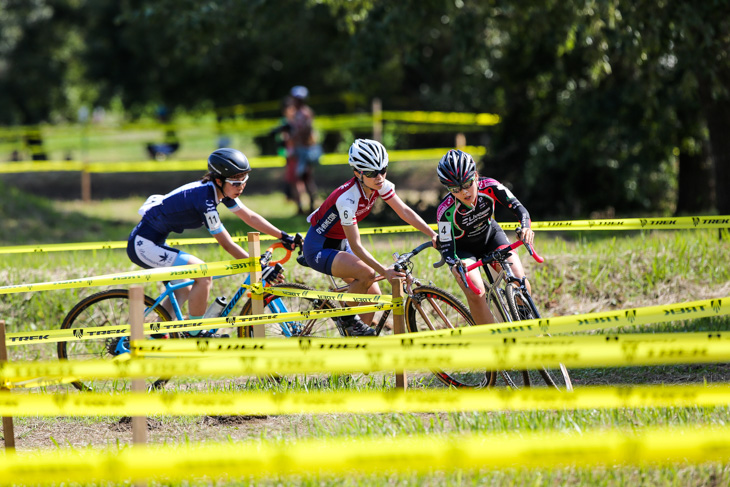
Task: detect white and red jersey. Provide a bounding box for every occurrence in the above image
[307,177,395,239]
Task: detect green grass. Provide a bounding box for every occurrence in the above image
[2,187,730,485]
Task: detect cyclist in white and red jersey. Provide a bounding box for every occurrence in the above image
[435,149,535,326]
[127,148,296,336]
[302,139,438,336]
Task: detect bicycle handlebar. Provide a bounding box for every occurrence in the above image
[457,239,543,294]
[392,241,435,273]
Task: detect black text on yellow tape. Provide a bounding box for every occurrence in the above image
[4,331,730,382]
[2,383,730,417]
[0,426,729,484]
[0,258,258,295]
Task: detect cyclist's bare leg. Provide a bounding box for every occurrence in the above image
[452,266,496,325]
[181,255,212,317]
[497,254,532,294]
[330,251,380,323]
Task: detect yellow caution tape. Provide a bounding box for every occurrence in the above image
[432,296,729,339]
[4,303,396,346]
[382,110,501,126]
[3,331,730,382]
[1,215,726,255]
[0,425,728,484]
[0,258,258,295]
[2,383,729,416]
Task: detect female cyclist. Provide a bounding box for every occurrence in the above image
[127,148,296,336]
[435,149,535,326]
[302,139,438,336]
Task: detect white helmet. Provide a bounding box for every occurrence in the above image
[348,139,389,172]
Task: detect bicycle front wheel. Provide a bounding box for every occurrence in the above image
[58,289,177,392]
[238,282,340,338]
[505,285,573,391]
[405,285,496,388]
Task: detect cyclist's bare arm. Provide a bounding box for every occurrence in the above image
[342,223,404,282]
[384,193,438,239]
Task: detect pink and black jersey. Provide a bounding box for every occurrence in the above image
[436,177,530,263]
[307,177,395,239]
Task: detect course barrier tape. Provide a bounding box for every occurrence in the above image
[129,330,730,358]
[410,296,730,340]
[3,331,730,382]
[0,146,486,175]
[0,425,728,484]
[1,215,727,255]
[0,258,258,295]
[2,383,730,416]
[4,303,398,347]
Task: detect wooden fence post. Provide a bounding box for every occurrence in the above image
[392,279,407,390]
[81,168,91,202]
[0,321,16,450]
[129,286,148,447]
[372,98,383,143]
[247,232,265,338]
[455,132,466,149]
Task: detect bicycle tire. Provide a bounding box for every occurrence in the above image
[238,282,340,338]
[58,289,177,391]
[505,285,573,391]
[404,285,496,388]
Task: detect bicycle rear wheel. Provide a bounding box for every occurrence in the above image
[238,282,340,338]
[58,289,177,391]
[405,285,496,388]
[505,285,573,391]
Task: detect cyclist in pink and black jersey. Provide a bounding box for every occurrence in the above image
[435,149,535,325]
[302,139,437,336]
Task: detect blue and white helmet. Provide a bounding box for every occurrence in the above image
[348,139,389,172]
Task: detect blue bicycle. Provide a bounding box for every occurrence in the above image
[57,240,334,391]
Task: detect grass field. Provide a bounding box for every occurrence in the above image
[1,185,730,485]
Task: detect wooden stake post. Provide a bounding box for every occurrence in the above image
[247,232,265,338]
[392,279,407,390]
[0,321,16,449]
[129,286,148,446]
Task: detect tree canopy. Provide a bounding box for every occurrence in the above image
[1,0,728,217]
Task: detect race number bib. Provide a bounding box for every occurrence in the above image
[204,210,223,232]
[438,221,452,242]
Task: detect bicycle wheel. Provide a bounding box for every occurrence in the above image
[405,285,496,388]
[58,289,177,392]
[505,285,573,391]
[238,282,340,338]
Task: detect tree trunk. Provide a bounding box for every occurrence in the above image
[675,142,714,214]
[699,83,730,215]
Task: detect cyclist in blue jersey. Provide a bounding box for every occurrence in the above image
[435,149,535,326]
[127,148,296,335]
[302,139,438,336]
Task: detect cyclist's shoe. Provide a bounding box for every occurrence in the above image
[183,329,230,339]
[341,315,376,337]
[151,333,170,339]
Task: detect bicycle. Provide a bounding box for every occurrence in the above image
[58,240,298,391]
[240,241,497,389]
[453,230,573,391]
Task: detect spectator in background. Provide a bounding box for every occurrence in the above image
[270,96,298,205]
[289,85,321,215]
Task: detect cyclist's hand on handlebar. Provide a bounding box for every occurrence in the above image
[517,227,535,247]
[279,231,298,251]
[261,262,285,284]
[431,234,440,249]
[384,265,406,282]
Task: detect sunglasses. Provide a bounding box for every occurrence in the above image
[361,167,388,178]
[446,175,476,193]
[225,174,249,187]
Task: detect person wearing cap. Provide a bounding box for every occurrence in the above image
[289,85,322,214]
[127,148,296,334]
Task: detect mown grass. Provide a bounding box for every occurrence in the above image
[1,190,730,485]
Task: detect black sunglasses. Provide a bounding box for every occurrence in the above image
[446,175,476,193]
[361,167,388,178]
